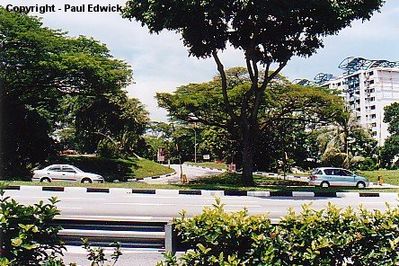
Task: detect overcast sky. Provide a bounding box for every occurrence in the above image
[5,0,399,121]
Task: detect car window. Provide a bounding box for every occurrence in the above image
[342,170,353,176]
[323,169,334,175]
[62,167,76,173]
[48,166,61,172]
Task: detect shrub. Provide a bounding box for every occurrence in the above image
[97,139,121,159]
[0,190,65,265]
[159,200,399,265]
[159,198,275,265]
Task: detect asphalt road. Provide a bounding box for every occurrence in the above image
[4,187,398,223]
[62,246,166,266]
[145,164,222,184]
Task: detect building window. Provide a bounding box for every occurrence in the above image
[371,123,377,127]
[369,71,374,76]
[372,131,377,137]
[371,114,376,119]
[370,105,376,110]
[369,80,375,84]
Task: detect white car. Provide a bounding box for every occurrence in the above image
[32,164,104,183]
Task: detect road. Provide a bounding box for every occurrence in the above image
[62,246,165,266]
[145,164,222,184]
[4,187,398,223]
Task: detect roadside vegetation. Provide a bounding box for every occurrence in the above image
[186,162,228,170]
[0,190,121,266]
[159,199,399,265]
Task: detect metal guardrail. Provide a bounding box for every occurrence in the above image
[52,219,168,249]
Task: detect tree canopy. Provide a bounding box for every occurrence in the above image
[157,68,345,170]
[0,9,145,178]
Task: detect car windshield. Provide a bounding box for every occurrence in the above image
[73,166,84,173]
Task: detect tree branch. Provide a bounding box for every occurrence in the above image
[212,51,238,122]
[260,61,287,91]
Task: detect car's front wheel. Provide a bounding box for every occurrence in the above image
[81,178,92,184]
[356,181,366,189]
[320,181,330,188]
[40,177,51,183]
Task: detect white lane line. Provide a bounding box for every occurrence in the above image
[64,246,164,254]
[57,215,157,221]
[104,203,176,206]
[59,207,83,210]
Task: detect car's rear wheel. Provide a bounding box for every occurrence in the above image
[40,177,51,183]
[356,181,366,189]
[320,181,330,188]
[81,178,92,184]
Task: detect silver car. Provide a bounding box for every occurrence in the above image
[308,167,369,188]
[32,164,104,183]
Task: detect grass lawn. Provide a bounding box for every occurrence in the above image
[134,159,174,178]
[358,170,399,186]
[187,162,228,170]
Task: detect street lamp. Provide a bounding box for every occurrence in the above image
[192,124,197,163]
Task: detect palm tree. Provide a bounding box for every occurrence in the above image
[317,111,367,168]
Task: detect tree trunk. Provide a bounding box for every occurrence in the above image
[241,122,256,186]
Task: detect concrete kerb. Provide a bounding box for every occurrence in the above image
[127,171,177,182]
[184,163,227,173]
[3,185,398,199]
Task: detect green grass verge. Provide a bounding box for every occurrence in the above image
[187,162,228,170]
[134,158,174,178]
[358,170,399,186]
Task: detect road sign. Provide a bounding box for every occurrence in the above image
[157,148,165,162]
[203,154,210,160]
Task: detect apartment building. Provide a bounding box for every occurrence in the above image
[309,57,399,145]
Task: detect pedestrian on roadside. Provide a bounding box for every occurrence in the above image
[377,175,384,186]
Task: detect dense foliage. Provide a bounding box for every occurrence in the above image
[0,9,147,179]
[381,103,399,167]
[159,200,399,265]
[0,191,64,265]
[157,68,345,171]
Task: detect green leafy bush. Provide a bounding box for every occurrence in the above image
[81,238,122,266]
[0,191,64,265]
[159,200,399,265]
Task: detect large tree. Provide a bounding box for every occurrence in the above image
[123,0,384,184]
[157,68,344,174]
[0,9,134,178]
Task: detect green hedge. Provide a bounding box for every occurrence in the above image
[0,191,64,265]
[159,199,399,265]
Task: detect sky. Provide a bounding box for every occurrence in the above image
[4,0,399,121]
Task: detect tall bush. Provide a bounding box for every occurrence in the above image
[159,201,399,265]
[0,191,64,265]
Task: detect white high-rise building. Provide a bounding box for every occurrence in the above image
[307,57,399,146]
